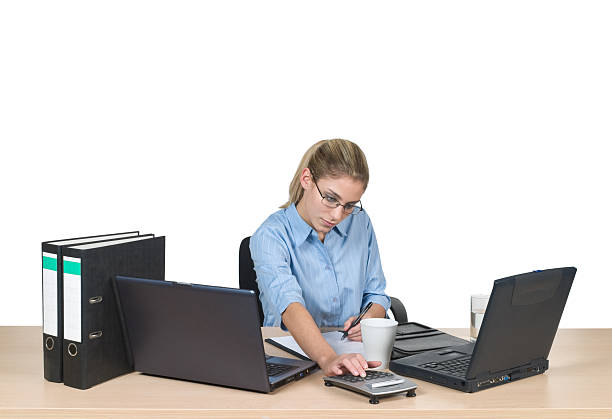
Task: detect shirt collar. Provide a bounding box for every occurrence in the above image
[334,216,348,238]
[286,203,347,246]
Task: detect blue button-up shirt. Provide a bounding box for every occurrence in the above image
[250,203,391,327]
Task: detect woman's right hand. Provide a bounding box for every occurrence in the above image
[320,352,381,377]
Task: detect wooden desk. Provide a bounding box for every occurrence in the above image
[0,327,610,418]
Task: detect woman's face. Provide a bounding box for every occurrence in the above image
[296,168,365,239]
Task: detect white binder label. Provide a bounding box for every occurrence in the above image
[63,256,82,343]
[42,252,58,336]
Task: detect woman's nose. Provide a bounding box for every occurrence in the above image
[331,205,345,220]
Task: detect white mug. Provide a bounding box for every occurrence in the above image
[361,318,398,370]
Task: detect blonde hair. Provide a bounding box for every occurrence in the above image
[280,139,369,208]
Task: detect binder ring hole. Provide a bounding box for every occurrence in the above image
[45,337,54,351]
[68,343,78,357]
[89,331,103,340]
[89,296,103,304]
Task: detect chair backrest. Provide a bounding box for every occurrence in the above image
[239,236,265,326]
[389,296,408,324]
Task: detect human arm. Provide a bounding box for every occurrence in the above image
[282,302,381,376]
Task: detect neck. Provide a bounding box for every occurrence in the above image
[295,201,326,243]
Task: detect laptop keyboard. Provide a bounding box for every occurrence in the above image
[334,370,395,383]
[420,355,471,377]
[266,362,295,377]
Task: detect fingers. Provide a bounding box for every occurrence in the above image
[343,316,356,331]
[357,354,369,370]
[341,358,365,377]
[367,360,382,368]
[341,354,368,377]
[340,358,356,375]
[344,317,362,341]
[347,323,362,341]
[353,354,369,376]
[324,354,372,377]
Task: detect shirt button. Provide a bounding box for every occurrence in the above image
[326,265,331,271]
[333,298,338,302]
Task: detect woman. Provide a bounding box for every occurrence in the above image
[250,139,391,377]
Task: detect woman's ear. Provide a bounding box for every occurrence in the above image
[299,168,312,189]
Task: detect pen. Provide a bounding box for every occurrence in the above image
[341,301,373,341]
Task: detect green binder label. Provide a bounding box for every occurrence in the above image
[43,255,57,271]
[63,259,81,276]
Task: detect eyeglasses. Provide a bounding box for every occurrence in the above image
[312,176,363,215]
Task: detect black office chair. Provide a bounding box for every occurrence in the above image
[239,236,408,326]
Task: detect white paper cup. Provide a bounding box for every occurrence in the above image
[361,318,398,370]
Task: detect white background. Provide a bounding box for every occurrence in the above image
[1,1,610,327]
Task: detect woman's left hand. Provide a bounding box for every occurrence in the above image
[343,316,362,342]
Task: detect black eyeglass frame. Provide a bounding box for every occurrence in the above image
[311,174,363,215]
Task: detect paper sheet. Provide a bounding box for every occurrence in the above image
[269,331,366,359]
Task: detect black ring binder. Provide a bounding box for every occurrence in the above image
[61,235,165,389]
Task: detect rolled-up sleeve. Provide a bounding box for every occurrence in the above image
[249,228,305,326]
[362,215,391,312]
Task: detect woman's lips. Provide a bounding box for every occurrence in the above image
[322,219,335,227]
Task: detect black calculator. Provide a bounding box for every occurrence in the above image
[323,370,417,404]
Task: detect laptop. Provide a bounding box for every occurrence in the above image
[390,267,576,392]
[113,276,317,393]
